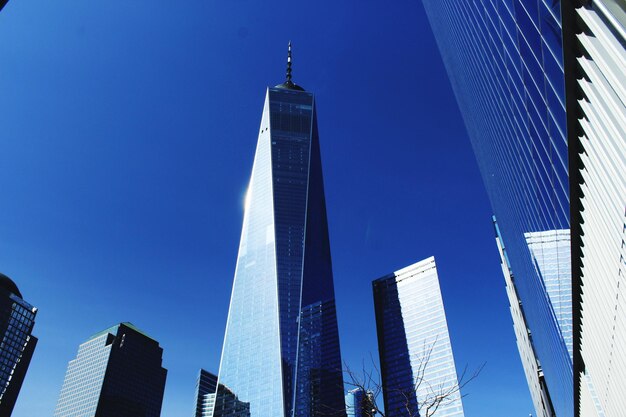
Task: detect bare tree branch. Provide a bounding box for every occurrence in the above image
[341,340,484,417]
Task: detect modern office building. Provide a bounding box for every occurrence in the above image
[495,220,555,417]
[211,385,251,417]
[0,273,38,416]
[345,388,375,417]
[194,369,218,417]
[213,43,345,417]
[54,322,167,417]
[372,257,465,417]
[525,229,572,360]
[420,1,573,416]
[563,3,626,417]
[421,1,626,416]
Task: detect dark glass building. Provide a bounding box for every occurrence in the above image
[54,322,167,417]
[194,369,218,417]
[0,273,38,416]
[420,1,573,416]
[215,44,345,417]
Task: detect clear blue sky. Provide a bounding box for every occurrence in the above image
[0,1,534,416]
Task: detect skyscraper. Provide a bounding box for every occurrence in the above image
[214,44,345,417]
[0,273,38,416]
[419,1,573,416]
[194,369,218,417]
[525,229,572,360]
[495,220,555,417]
[54,322,167,417]
[421,1,626,416]
[373,257,465,417]
[345,388,374,417]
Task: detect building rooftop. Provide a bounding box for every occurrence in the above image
[88,322,157,343]
[0,272,22,298]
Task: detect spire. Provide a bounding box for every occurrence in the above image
[275,41,305,91]
[286,41,293,83]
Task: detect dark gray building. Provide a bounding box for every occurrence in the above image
[0,273,38,417]
[54,322,167,417]
[193,369,218,417]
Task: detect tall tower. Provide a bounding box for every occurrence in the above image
[214,44,345,417]
[54,322,167,417]
[0,273,38,416]
[373,257,465,417]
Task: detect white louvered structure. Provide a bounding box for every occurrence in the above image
[574,2,626,417]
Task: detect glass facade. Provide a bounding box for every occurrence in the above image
[345,388,374,417]
[215,83,344,417]
[525,229,572,360]
[55,322,167,417]
[496,219,555,417]
[194,369,219,417]
[373,257,465,417]
[420,1,573,415]
[0,274,38,415]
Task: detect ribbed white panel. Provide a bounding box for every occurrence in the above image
[576,5,626,417]
[579,373,604,417]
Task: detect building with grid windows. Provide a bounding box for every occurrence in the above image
[421,1,626,416]
[54,322,167,417]
[372,257,465,417]
[0,273,38,416]
[495,220,555,417]
[193,369,218,417]
[345,388,375,417]
[214,44,345,417]
[525,229,572,360]
[419,1,573,416]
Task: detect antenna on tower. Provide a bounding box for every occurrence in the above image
[286,41,293,83]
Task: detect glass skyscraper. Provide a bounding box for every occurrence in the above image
[214,44,345,417]
[525,229,572,360]
[420,1,573,416]
[0,273,38,416]
[55,322,167,417]
[373,257,465,417]
[495,220,555,417]
[345,388,374,417]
